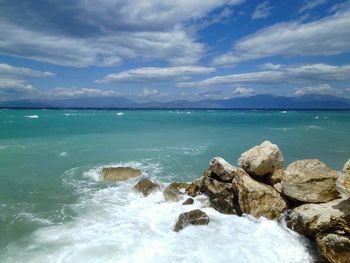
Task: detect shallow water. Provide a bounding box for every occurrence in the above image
[1,109,349,262]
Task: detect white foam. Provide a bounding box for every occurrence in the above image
[4,162,313,263]
[280,111,287,114]
[25,115,39,119]
[116,112,125,116]
[305,125,321,130]
[59,152,68,157]
[15,212,53,226]
[314,116,319,119]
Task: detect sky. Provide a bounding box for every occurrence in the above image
[0,0,350,102]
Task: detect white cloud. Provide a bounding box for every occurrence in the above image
[299,0,326,13]
[213,9,350,65]
[97,66,215,83]
[294,84,333,96]
[178,63,350,87]
[0,0,243,67]
[252,1,273,20]
[0,63,55,78]
[49,88,120,98]
[233,87,256,96]
[139,88,159,97]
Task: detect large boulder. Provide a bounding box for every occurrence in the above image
[316,233,350,263]
[286,198,350,237]
[133,178,159,197]
[101,167,141,181]
[163,182,189,202]
[281,159,340,203]
[209,190,236,214]
[234,168,287,219]
[237,141,283,177]
[174,209,209,232]
[209,157,236,182]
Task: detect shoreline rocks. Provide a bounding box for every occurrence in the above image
[134,178,160,197]
[101,167,141,181]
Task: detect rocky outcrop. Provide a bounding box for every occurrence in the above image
[182,198,194,205]
[281,159,340,203]
[316,233,350,263]
[237,141,283,177]
[101,167,141,181]
[234,168,287,219]
[209,190,236,214]
[163,182,189,202]
[286,198,350,237]
[133,178,159,197]
[174,209,209,232]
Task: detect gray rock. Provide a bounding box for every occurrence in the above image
[238,141,283,177]
[209,190,236,214]
[163,182,189,202]
[174,209,209,232]
[101,167,141,181]
[281,159,340,203]
[182,198,194,205]
[133,178,159,197]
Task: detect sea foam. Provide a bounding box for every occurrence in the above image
[4,162,313,263]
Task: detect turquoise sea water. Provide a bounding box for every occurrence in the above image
[0,109,349,262]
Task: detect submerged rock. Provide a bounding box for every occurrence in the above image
[174,209,209,232]
[286,198,350,237]
[101,167,141,181]
[281,159,340,203]
[234,168,287,219]
[133,178,160,197]
[237,141,283,177]
[316,233,350,263]
[209,157,236,182]
[182,198,194,205]
[163,182,189,202]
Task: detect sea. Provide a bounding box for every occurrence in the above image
[0,109,349,263]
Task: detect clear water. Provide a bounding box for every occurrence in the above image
[1,109,349,262]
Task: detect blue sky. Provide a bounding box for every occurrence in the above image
[0,0,350,102]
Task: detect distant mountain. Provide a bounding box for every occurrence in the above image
[1,94,350,109]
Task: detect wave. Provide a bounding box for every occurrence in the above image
[116,112,125,116]
[25,115,39,119]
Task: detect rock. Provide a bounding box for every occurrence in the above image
[267,169,284,185]
[286,198,350,237]
[163,182,189,202]
[209,157,236,182]
[237,141,283,177]
[186,179,202,197]
[273,183,282,193]
[209,190,236,214]
[174,209,209,232]
[182,198,194,205]
[101,167,141,181]
[234,168,287,219]
[133,178,159,197]
[316,233,350,263]
[343,159,350,173]
[337,172,350,198]
[201,176,232,197]
[281,159,340,203]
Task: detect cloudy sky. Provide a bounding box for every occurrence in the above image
[1,0,350,102]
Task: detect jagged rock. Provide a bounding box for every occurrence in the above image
[174,209,209,232]
[201,176,232,197]
[209,190,236,214]
[234,168,287,219]
[267,169,284,185]
[101,167,141,181]
[186,179,202,197]
[337,172,350,198]
[182,198,194,205]
[209,157,236,182]
[343,159,350,173]
[286,198,350,237]
[316,233,350,263]
[281,159,340,203]
[163,182,189,202]
[237,141,283,177]
[133,178,159,197]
